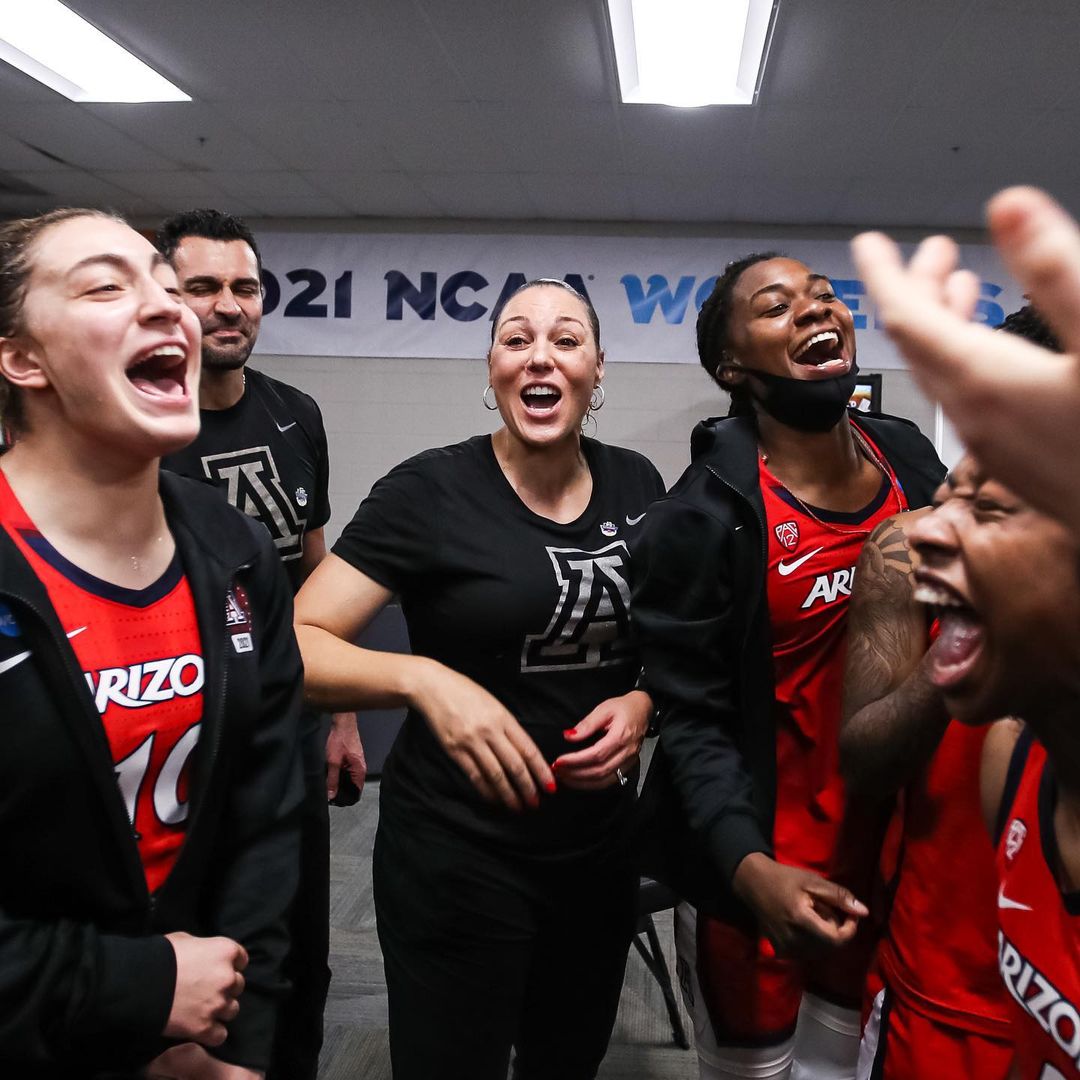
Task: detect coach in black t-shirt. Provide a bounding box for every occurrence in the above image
[159,210,362,1080]
[295,278,666,1080]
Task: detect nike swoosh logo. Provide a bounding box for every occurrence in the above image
[0,625,86,676]
[998,885,1033,912]
[625,513,646,526]
[276,420,297,432]
[777,546,824,577]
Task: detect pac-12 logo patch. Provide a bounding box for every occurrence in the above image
[600,520,618,537]
[1005,818,1027,863]
[295,486,308,507]
[0,602,20,638]
[775,521,799,551]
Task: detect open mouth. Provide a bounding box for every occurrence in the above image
[913,577,985,690]
[126,345,188,401]
[793,330,849,375]
[521,384,561,413]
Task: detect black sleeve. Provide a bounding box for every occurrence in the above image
[331,455,440,593]
[0,912,175,1069]
[307,396,331,532]
[632,498,771,888]
[208,529,305,1070]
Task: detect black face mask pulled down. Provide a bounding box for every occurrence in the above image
[742,361,860,433]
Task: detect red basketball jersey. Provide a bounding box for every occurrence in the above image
[762,424,905,871]
[997,736,1080,1079]
[0,472,203,893]
[879,720,1010,1035]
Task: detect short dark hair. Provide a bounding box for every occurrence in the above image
[695,251,783,415]
[155,208,262,272]
[997,304,1062,353]
[0,207,124,436]
[489,278,601,350]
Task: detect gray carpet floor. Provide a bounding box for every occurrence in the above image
[319,780,698,1079]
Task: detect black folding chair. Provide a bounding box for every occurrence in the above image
[633,877,690,1050]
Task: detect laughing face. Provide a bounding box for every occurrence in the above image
[911,456,1080,724]
[171,236,262,371]
[488,284,603,450]
[724,257,855,384]
[8,215,200,457]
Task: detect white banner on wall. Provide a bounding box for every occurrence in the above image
[256,231,1023,369]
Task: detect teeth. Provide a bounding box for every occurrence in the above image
[795,331,839,360]
[913,582,965,608]
[148,345,185,360]
[524,386,558,397]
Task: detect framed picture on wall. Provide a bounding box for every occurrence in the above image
[848,373,882,413]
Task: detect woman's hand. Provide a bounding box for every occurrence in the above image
[412,660,555,812]
[732,852,868,956]
[553,689,652,790]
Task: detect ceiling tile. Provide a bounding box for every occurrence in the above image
[411,173,538,218]
[84,103,285,171]
[0,104,175,170]
[520,172,634,221]
[242,194,354,218]
[303,171,441,216]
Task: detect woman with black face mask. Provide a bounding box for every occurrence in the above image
[631,253,946,1080]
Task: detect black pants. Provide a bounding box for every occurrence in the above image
[373,813,636,1080]
[268,713,332,1080]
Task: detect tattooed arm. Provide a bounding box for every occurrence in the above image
[839,509,950,798]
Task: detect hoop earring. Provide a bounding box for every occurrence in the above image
[590,384,606,411]
[483,384,498,411]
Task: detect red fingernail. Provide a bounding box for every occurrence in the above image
[760,939,776,959]
[545,779,557,793]
[564,728,578,738]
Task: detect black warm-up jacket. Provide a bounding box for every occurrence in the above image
[0,471,304,1078]
[632,412,946,920]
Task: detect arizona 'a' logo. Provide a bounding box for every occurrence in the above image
[201,446,305,560]
[775,520,799,551]
[521,542,633,672]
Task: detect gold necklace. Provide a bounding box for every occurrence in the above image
[761,427,900,535]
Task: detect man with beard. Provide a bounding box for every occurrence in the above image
[158,209,364,1080]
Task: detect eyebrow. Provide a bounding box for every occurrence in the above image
[499,314,586,330]
[750,273,832,302]
[181,273,262,288]
[65,251,170,278]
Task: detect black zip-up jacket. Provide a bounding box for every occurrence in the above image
[632,412,946,920]
[0,471,304,1078]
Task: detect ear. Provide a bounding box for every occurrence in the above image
[0,336,49,393]
[717,356,745,389]
[595,348,605,384]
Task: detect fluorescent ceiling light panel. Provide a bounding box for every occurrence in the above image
[0,0,189,103]
[608,0,777,107]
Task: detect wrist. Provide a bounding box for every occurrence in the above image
[732,851,774,905]
[404,656,444,713]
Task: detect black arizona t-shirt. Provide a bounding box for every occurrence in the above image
[163,367,330,594]
[333,434,665,856]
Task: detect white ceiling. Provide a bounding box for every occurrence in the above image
[0,0,1076,229]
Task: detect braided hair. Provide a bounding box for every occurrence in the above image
[997,304,1062,352]
[696,251,783,417]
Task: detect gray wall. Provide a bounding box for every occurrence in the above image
[252,352,936,546]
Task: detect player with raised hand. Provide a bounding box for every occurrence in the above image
[852,186,1080,535]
